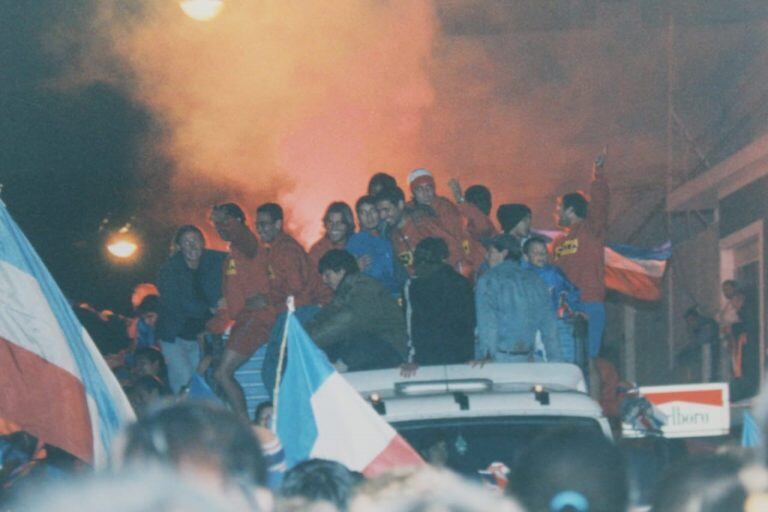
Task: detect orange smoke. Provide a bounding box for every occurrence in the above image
[60,1,708,243]
[73,1,436,246]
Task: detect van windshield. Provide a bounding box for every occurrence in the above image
[393,416,604,479]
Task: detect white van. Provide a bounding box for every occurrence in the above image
[345,362,611,477]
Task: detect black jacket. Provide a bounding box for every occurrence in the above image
[156,249,227,341]
[405,263,475,365]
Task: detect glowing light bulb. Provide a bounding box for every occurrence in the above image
[180,0,224,21]
[107,238,139,259]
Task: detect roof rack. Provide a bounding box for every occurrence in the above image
[345,362,587,395]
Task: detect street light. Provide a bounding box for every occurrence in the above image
[180,0,224,21]
[107,238,139,259]
[106,225,140,261]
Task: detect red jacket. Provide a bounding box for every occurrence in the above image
[264,232,315,308]
[388,208,466,275]
[457,201,497,242]
[431,196,485,278]
[551,174,609,302]
[207,237,277,356]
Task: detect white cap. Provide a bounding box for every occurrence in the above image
[407,168,433,185]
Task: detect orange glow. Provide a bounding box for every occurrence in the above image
[66,1,689,242]
[77,1,437,247]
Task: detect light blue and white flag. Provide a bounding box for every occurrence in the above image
[275,312,423,476]
[0,200,134,466]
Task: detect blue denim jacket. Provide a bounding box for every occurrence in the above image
[475,260,561,361]
[520,261,582,315]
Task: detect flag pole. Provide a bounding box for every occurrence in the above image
[271,295,295,432]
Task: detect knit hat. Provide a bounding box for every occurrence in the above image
[496,203,532,233]
[407,168,435,191]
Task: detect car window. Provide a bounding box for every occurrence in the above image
[394,416,603,479]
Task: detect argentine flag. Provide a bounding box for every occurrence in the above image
[275,312,423,476]
[0,200,134,467]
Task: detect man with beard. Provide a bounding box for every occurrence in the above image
[376,186,464,277]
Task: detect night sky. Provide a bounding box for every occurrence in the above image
[3,1,170,312]
[4,1,768,313]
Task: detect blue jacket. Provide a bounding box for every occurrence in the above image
[345,230,401,295]
[475,260,561,361]
[156,249,227,341]
[520,261,581,315]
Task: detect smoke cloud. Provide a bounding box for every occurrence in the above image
[58,1,768,245]
[65,1,435,245]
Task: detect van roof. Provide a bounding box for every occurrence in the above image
[345,362,587,397]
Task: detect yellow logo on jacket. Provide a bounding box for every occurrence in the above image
[226,258,237,275]
[554,239,579,259]
[462,239,471,256]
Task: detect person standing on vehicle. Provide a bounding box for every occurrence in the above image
[206,203,275,419]
[474,234,561,363]
[402,237,475,374]
[522,236,582,365]
[551,151,609,366]
[255,202,317,308]
[309,202,356,304]
[345,195,402,296]
[156,225,226,394]
[408,168,483,277]
[497,203,532,247]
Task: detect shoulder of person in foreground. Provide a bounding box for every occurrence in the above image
[350,466,524,512]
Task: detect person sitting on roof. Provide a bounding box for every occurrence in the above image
[304,249,407,371]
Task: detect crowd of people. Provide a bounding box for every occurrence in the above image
[8,397,768,512]
[106,160,609,419]
[6,159,768,512]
